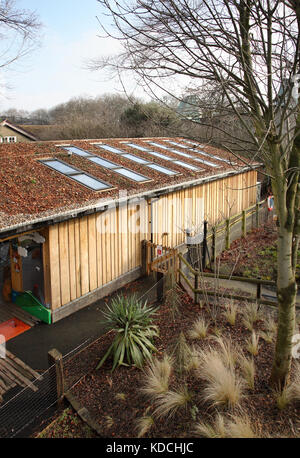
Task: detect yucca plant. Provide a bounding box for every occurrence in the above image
[96,294,159,370]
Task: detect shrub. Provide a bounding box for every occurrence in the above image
[96,294,159,370]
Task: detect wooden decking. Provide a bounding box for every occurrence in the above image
[0,350,41,403]
[0,301,40,327]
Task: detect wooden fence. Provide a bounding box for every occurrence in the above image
[142,240,178,276]
[177,252,281,307]
[207,199,268,264]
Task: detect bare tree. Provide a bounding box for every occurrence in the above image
[0,0,41,75]
[93,0,300,388]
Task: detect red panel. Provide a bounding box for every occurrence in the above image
[0,318,31,342]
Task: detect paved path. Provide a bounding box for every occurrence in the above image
[5,276,157,371]
[198,276,300,306]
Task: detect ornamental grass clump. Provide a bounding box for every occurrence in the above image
[188,316,210,340]
[223,301,238,326]
[96,294,159,371]
[274,363,300,409]
[196,338,245,410]
[241,302,262,331]
[194,413,258,438]
[141,354,173,398]
[153,385,193,419]
[135,415,155,438]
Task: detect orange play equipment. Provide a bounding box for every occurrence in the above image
[0,318,30,342]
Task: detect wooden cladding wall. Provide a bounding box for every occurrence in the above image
[151,170,258,246]
[47,200,148,310]
[46,170,257,311]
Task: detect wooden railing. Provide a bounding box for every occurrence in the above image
[142,240,178,276]
[177,252,287,309]
[208,199,267,260]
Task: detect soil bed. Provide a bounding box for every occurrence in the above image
[217,220,279,280]
[62,279,299,438]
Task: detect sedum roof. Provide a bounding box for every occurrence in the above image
[0,136,256,234]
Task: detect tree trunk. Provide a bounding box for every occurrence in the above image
[270,226,297,388]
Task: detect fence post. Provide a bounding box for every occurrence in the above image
[202,220,208,270]
[178,255,182,285]
[211,227,216,263]
[256,281,262,301]
[48,348,65,409]
[157,271,164,302]
[225,218,230,250]
[141,240,148,276]
[256,203,259,228]
[242,210,246,238]
[194,270,199,305]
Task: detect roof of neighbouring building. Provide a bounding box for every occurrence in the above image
[0,119,38,141]
[0,136,259,236]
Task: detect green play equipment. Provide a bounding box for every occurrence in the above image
[15,291,52,325]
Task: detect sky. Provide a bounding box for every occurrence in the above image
[0,0,141,112]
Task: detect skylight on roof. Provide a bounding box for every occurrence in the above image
[147,142,197,159]
[40,159,112,191]
[89,156,118,169]
[146,151,173,161]
[193,157,220,168]
[42,160,78,175]
[182,140,205,148]
[85,150,151,182]
[95,144,126,154]
[125,143,151,152]
[196,150,232,164]
[71,174,110,190]
[173,160,200,171]
[163,140,190,149]
[147,164,178,175]
[122,153,150,164]
[113,168,149,182]
[62,146,92,157]
[147,142,173,150]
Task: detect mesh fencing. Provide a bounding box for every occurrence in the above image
[0,277,164,438]
[0,337,96,438]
